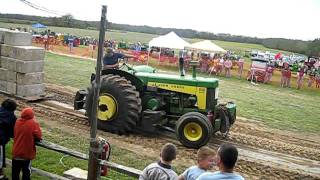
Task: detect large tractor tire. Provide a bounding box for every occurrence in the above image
[86,74,141,135]
[176,112,213,148]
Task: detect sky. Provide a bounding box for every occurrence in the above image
[1,0,320,40]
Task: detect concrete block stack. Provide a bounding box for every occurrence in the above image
[0,29,45,97]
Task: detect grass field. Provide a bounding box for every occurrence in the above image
[0,22,292,55]
[44,52,320,134]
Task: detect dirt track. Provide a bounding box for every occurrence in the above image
[0,83,319,179]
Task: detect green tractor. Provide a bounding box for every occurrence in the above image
[74,62,236,148]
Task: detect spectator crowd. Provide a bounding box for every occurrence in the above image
[139,143,244,180]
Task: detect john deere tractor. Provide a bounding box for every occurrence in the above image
[74,61,236,148]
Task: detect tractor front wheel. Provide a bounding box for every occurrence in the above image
[176,112,213,148]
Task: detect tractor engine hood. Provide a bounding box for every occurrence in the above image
[135,72,219,89]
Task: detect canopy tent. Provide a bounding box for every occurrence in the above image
[185,40,226,53]
[31,23,47,33]
[148,31,190,64]
[31,23,47,28]
[149,31,190,49]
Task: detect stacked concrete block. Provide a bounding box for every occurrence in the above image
[0,29,45,97]
[0,28,10,44]
[4,30,32,46]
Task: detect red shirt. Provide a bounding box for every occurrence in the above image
[286,69,292,78]
[13,108,42,160]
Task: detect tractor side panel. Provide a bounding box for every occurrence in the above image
[147,82,207,110]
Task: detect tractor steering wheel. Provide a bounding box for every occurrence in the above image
[118,58,136,73]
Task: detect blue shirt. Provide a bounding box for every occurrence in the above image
[103,53,124,65]
[181,166,206,180]
[196,171,245,180]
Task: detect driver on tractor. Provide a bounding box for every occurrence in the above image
[103,48,135,69]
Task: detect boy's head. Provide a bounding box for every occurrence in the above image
[21,107,35,120]
[1,99,17,112]
[216,143,238,171]
[160,143,177,163]
[197,146,215,170]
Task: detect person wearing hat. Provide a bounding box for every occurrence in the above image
[103,48,134,69]
[12,107,42,180]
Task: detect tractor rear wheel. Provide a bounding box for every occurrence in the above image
[86,74,141,135]
[176,112,213,148]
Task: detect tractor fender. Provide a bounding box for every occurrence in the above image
[101,69,144,92]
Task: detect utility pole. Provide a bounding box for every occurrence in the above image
[88,5,107,180]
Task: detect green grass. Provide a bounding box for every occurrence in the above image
[44,53,95,89]
[209,76,319,133]
[45,52,320,134]
[0,22,292,55]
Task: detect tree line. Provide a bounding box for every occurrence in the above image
[0,13,318,57]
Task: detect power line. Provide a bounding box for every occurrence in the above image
[19,0,67,16]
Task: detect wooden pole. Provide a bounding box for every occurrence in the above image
[88,5,107,180]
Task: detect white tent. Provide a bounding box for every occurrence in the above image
[185,40,226,53]
[149,31,190,49]
[148,31,190,64]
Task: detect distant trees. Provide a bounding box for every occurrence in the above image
[61,14,74,27]
[0,13,318,56]
[262,38,309,54]
[306,39,320,57]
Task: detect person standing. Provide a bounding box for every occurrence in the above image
[264,65,273,83]
[237,58,244,78]
[224,59,232,78]
[281,62,290,87]
[68,36,74,53]
[308,67,316,87]
[285,64,292,88]
[0,99,17,180]
[139,143,178,180]
[297,66,305,89]
[12,108,42,180]
[217,57,224,76]
[43,34,49,50]
[197,144,244,180]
